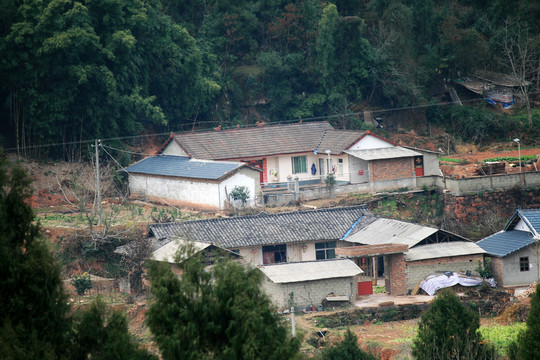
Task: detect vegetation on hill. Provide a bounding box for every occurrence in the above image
[1,0,539,159]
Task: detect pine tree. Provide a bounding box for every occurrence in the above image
[516,283,540,359]
[71,298,156,360]
[412,288,496,360]
[0,154,71,359]
[320,329,378,360]
[146,252,301,359]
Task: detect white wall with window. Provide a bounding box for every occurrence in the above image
[502,246,540,286]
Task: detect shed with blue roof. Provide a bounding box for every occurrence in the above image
[477,208,540,286]
[125,155,261,210]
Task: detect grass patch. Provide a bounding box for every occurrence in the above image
[440,157,467,164]
[373,285,386,294]
[479,322,526,357]
[483,155,537,162]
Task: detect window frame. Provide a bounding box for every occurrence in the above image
[291,156,307,174]
[315,241,337,260]
[262,244,287,264]
[520,257,529,272]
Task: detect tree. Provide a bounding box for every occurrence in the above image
[320,329,378,360]
[0,153,71,359]
[230,185,250,205]
[146,251,300,359]
[412,289,496,360]
[71,298,156,360]
[516,283,540,359]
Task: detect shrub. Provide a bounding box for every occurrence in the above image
[412,289,497,360]
[515,283,540,359]
[71,272,93,296]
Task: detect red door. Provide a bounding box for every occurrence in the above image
[358,281,373,295]
[414,156,424,176]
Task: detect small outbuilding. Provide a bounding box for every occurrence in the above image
[259,259,362,309]
[477,208,540,287]
[125,155,261,209]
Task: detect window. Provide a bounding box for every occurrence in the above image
[292,156,307,174]
[520,257,529,272]
[262,244,287,264]
[338,158,344,175]
[315,241,336,260]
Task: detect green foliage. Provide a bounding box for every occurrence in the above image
[440,157,467,164]
[516,283,540,359]
[146,254,300,359]
[476,258,494,279]
[0,154,71,359]
[319,329,378,360]
[325,173,336,187]
[412,289,496,360]
[479,322,526,357]
[230,185,250,204]
[71,272,93,296]
[72,298,156,360]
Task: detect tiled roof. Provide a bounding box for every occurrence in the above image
[149,205,372,249]
[517,209,540,235]
[259,259,362,283]
[316,129,366,155]
[476,230,537,257]
[170,122,366,160]
[173,122,334,160]
[125,155,248,180]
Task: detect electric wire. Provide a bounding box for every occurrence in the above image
[3,96,489,152]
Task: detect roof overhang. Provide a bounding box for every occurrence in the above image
[345,147,421,161]
[336,243,409,258]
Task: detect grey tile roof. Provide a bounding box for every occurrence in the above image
[476,230,537,257]
[170,122,367,160]
[316,129,366,155]
[259,259,362,283]
[173,122,334,160]
[149,205,372,249]
[125,155,247,180]
[344,147,421,161]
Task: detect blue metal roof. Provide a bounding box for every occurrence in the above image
[519,209,540,235]
[125,155,246,180]
[476,230,536,257]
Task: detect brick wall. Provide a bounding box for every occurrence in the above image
[387,254,407,295]
[405,254,483,291]
[370,158,414,182]
[489,256,504,285]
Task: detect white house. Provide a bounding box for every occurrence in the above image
[125,155,261,210]
[158,121,436,187]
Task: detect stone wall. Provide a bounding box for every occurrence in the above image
[444,187,540,223]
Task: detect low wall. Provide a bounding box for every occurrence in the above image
[443,172,540,196]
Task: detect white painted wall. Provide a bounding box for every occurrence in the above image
[273,153,349,183]
[515,220,530,232]
[348,155,370,184]
[349,134,394,150]
[162,141,188,156]
[220,168,261,208]
[129,174,221,208]
[502,245,540,286]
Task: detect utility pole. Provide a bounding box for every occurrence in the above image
[289,292,296,337]
[95,139,102,226]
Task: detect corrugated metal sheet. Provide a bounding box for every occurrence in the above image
[149,205,372,249]
[476,230,536,257]
[125,155,247,180]
[405,242,485,261]
[345,218,438,247]
[259,259,362,283]
[152,240,211,263]
[345,147,421,161]
[519,209,540,235]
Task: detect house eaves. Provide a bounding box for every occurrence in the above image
[259,259,362,284]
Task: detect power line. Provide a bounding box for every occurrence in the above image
[3,97,488,152]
